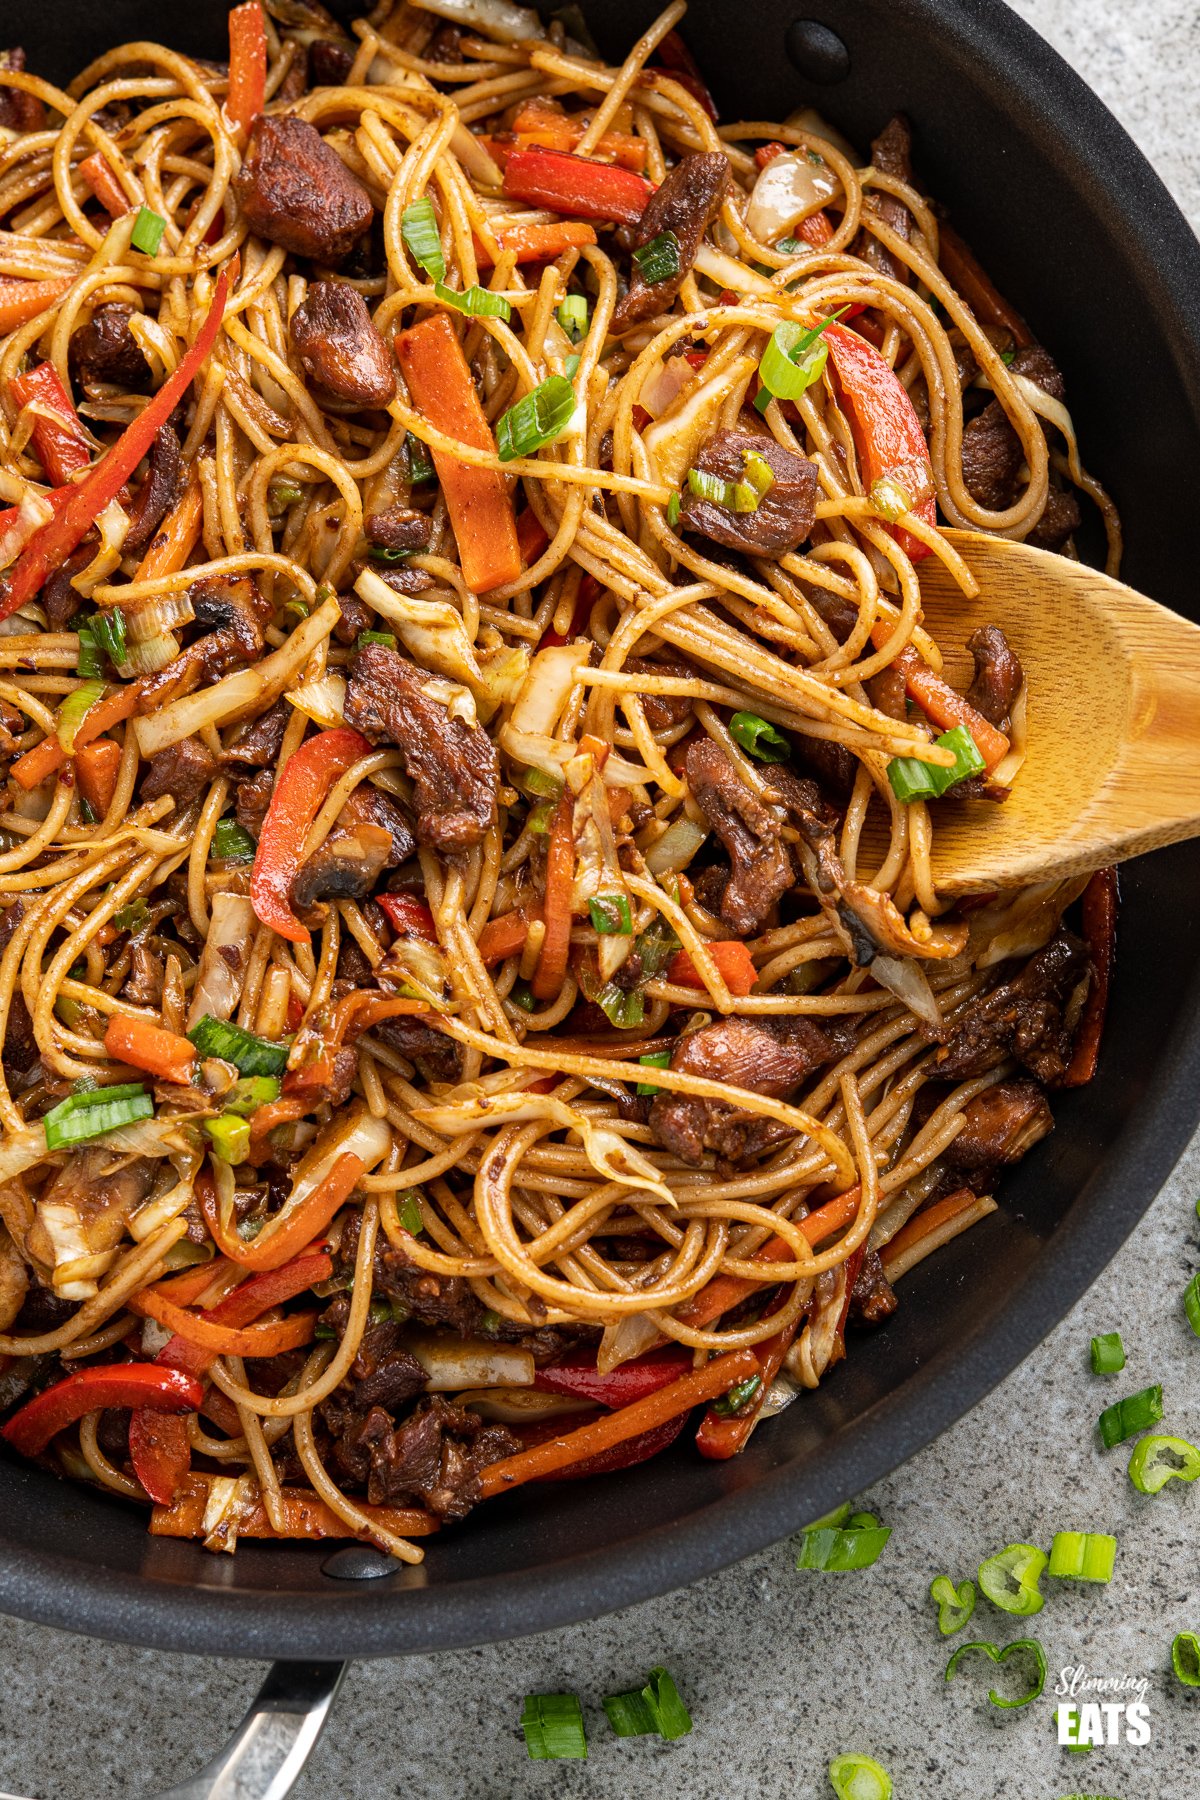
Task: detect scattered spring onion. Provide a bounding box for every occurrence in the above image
[520,1693,587,1761]
[510,982,537,1012]
[90,608,127,668]
[523,766,563,799]
[563,352,581,380]
[944,1637,1047,1709]
[930,1575,976,1636]
[356,630,398,650]
[756,313,840,404]
[557,294,589,341]
[730,710,789,762]
[870,476,912,524]
[977,1543,1047,1616]
[433,280,511,321]
[75,623,102,679]
[887,725,985,803]
[634,916,681,978]
[368,546,411,566]
[1172,1631,1200,1688]
[632,229,681,285]
[588,894,632,936]
[796,1520,891,1571]
[1184,1272,1200,1336]
[398,1191,424,1235]
[1127,1432,1200,1494]
[603,1667,692,1741]
[1098,1382,1163,1448]
[130,205,166,257]
[204,1113,251,1165]
[55,680,105,754]
[400,196,445,282]
[267,478,303,513]
[1091,1330,1126,1373]
[828,1752,893,1800]
[113,898,149,933]
[1047,1531,1117,1582]
[527,800,555,835]
[712,1373,763,1417]
[635,1050,671,1095]
[187,1014,288,1078]
[407,436,434,484]
[212,818,255,862]
[742,447,775,503]
[666,489,681,527]
[594,981,644,1029]
[686,466,758,513]
[496,375,576,462]
[223,1076,281,1116]
[43,1083,153,1150]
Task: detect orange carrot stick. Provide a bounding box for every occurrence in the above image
[139,1258,236,1309]
[134,476,202,580]
[666,938,758,997]
[225,1,267,135]
[75,736,121,815]
[10,684,139,790]
[198,1152,364,1271]
[393,313,520,595]
[78,151,133,219]
[104,1013,197,1084]
[473,219,599,267]
[531,787,574,999]
[678,1185,863,1330]
[0,277,72,334]
[869,627,1009,772]
[879,1185,983,1275]
[510,100,648,171]
[478,1348,758,1498]
[475,908,530,965]
[132,1290,316,1359]
[149,1472,439,1542]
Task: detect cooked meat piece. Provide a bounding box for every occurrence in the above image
[868,665,908,722]
[123,425,181,556]
[649,1013,855,1167]
[335,935,375,988]
[290,281,396,407]
[0,899,22,952]
[291,823,392,908]
[308,38,355,85]
[123,943,163,1006]
[848,1245,897,1325]
[612,150,730,330]
[287,1043,357,1108]
[363,506,431,552]
[858,114,913,283]
[332,594,373,645]
[235,768,275,839]
[965,624,1023,729]
[793,733,858,802]
[189,572,271,654]
[1026,483,1081,552]
[681,430,818,556]
[961,399,1024,511]
[235,114,374,263]
[686,736,794,935]
[425,22,466,60]
[941,1078,1054,1187]
[3,990,37,1078]
[141,737,217,806]
[374,1011,461,1083]
[365,1238,484,1334]
[623,656,697,732]
[331,1394,518,1516]
[808,586,860,644]
[1010,341,1066,402]
[338,782,415,866]
[42,546,92,630]
[221,698,289,770]
[354,560,435,596]
[0,50,44,132]
[936,932,1091,1084]
[344,643,498,854]
[70,303,150,396]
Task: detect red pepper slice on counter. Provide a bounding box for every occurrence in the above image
[225,1,267,136]
[376,892,438,941]
[823,319,936,562]
[0,259,234,623]
[1,1363,203,1458]
[666,938,758,997]
[9,361,92,487]
[128,1409,192,1506]
[533,1348,693,1408]
[1062,866,1117,1087]
[250,726,374,943]
[503,146,653,228]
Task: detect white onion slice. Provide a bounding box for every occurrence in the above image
[745,149,837,244]
[870,953,943,1030]
[407,1335,535,1391]
[287,671,346,730]
[409,0,544,46]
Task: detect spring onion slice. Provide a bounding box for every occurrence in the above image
[357,630,398,650]
[130,205,166,256]
[91,607,127,668]
[635,1049,671,1095]
[557,294,588,340]
[188,1013,288,1077]
[712,1373,763,1417]
[1098,1382,1163,1448]
[828,1752,893,1800]
[686,466,758,513]
[888,726,985,803]
[1047,1531,1116,1581]
[1184,1274,1200,1337]
[666,489,681,527]
[1173,1632,1200,1688]
[944,1637,1047,1709]
[730,710,789,762]
[929,1575,976,1635]
[520,1693,587,1760]
[742,448,775,502]
[756,312,841,402]
[75,624,102,679]
[977,1543,1047,1616]
[113,898,149,933]
[407,436,434,484]
[588,894,632,936]
[602,1687,657,1737]
[400,196,445,281]
[796,1523,891,1571]
[633,229,681,285]
[433,280,511,321]
[1127,1432,1200,1494]
[55,679,106,753]
[398,1191,424,1235]
[603,1666,693,1741]
[223,1077,281,1116]
[212,818,255,862]
[43,1084,153,1150]
[204,1113,251,1165]
[1090,1330,1126,1373]
[496,375,576,461]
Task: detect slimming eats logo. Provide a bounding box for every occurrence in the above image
[1054,1663,1151,1747]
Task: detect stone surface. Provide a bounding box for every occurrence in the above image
[1,4,1199,1797]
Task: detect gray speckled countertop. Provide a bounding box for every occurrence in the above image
[2,5,1200,1797]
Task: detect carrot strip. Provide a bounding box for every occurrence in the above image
[880,1186,982,1274]
[104,1013,197,1084]
[134,1290,316,1359]
[393,313,520,595]
[11,681,139,790]
[134,476,202,580]
[893,646,1009,771]
[695,1292,802,1460]
[678,1185,863,1330]
[198,1152,364,1271]
[76,736,121,815]
[149,1472,438,1542]
[667,939,758,997]
[140,1258,235,1308]
[510,100,648,172]
[225,2,267,135]
[515,505,550,563]
[478,1348,758,1498]
[475,218,598,268]
[531,787,574,999]
[1062,866,1117,1088]
[78,151,133,219]
[0,278,72,334]
[476,908,530,965]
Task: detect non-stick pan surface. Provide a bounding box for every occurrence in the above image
[1,0,1198,1659]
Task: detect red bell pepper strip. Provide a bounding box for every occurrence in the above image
[0,260,234,625]
[104,1012,197,1084]
[10,361,92,487]
[376,891,437,941]
[225,1,267,136]
[823,320,936,562]
[539,573,601,647]
[0,278,72,336]
[128,1409,192,1506]
[654,29,718,121]
[1,1363,203,1458]
[1062,867,1117,1087]
[531,787,575,1000]
[536,1410,688,1480]
[797,211,834,248]
[78,151,133,219]
[667,938,758,997]
[533,1348,693,1408]
[515,505,550,565]
[249,726,374,943]
[503,146,653,228]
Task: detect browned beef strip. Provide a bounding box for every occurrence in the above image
[965,624,1023,729]
[808,586,860,644]
[373,1012,461,1083]
[332,594,373,644]
[70,303,150,395]
[236,114,373,262]
[291,822,392,909]
[936,932,1091,1084]
[329,1394,518,1516]
[42,546,92,630]
[961,399,1024,511]
[1026,483,1081,552]
[612,151,730,331]
[235,768,275,839]
[858,114,913,283]
[363,506,431,552]
[135,577,271,714]
[624,655,697,732]
[221,698,289,770]
[940,1078,1054,1187]
[123,425,181,556]
[681,430,818,557]
[339,782,415,865]
[792,733,857,802]
[848,1244,897,1325]
[686,736,793,935]
[344,643,498,854]
[140,738,217,806]
[290,281,396,407]
[3,989,37,1078]
[308,38,355,85]
[1010,342,1065,402]
[0,50,44,132]
[354,560,435,596]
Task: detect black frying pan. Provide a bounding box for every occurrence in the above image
[1,0,1199,1670]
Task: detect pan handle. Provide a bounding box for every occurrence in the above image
[144,1660,348,1800]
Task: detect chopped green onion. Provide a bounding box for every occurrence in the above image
[510,982,537,1012]
[730,710,789,763]
[478,1307,501,1334]
[805,1502,852,1530]
[686,466,758,513]
[1098,1382,1163,1448]
[78,797,96,825]
[1000,347,1017,365]
[223,1076,281,1116]
[563,352,581,380]
[113,898,149,933]
[634,915,681,978]
[212,818,255,863]
[588,893,632,936]
[635,1049,671,1095]
[594,981,644,1030]
[666,489,681,527]
[870,475,912,523]
[368,546,411,566]
[1047,1531,1116,1582]
[604,1667,691,1740]
[742,448,775,503]
[75,624,102,679]
[187,1014,288,1078]
[977,1542,1047,1616]
[1172,1631,1200,1688]
[1090,1330,1126,1373]
[400,196,445,281]
[1184,1272,1200,1336]
[55,679,106,754]
[602,1687,657,1737]
[944,1637,1047,1709]
[407,436,434,484]
[396,1190,424,1235]
[756,313,841,402]
[43,1084,153,1150]
[527,800,555,835]
[632,229,681,286]
[712,1373,762,1417]
[130,205,166,257]
[204,1113,251,1165]
[90,608,127,668]
[356,630,398,650]
[887,725,986,803]
[496,375,576,462]
[433,279,511,321]
[929,1575,976,1636]
[523,766,563,799]
[828,1752,893,1800]
[268,478,303,513]
[774,234,802,254]
[1127,1432,1200,1494]
[520,1693,587,1761]
[795,1523,891,1571]
[557,294,588,341]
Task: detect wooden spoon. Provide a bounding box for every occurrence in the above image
[905,529,1200,894]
